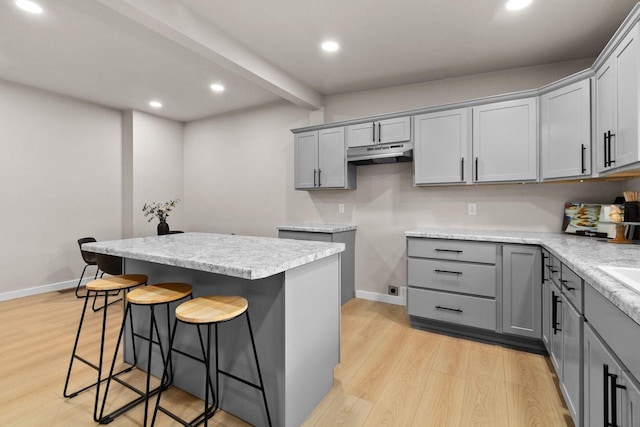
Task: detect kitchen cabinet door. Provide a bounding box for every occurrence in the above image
[318,127,347,188]
[378,116,411,144]
[584,323,623,427]
[621,370,640,427]
[561,295,582,425]
[595,59,616,173]
[472,97,538,182]
[550,285,563,375]
[540,79,591,179]
[542,250,551,351]
[614,24,640,169]
[346,122,375,148]
[294,131,319,189]
[414,108,471,185]
[502,245,541,339]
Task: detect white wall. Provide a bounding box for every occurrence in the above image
[126,111,184,237]
[0,79,123,295]
[184,60,623,297]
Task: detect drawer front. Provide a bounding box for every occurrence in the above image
[585,283,640,381]
[407,258,496,297]
[407,238,497,264]
[408,287,496,331]
[546,253,562,285]
[278,230,333,242]
[561,264,583,314]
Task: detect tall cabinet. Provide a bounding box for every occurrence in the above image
[502,245,541,339]
[595,22,640,173]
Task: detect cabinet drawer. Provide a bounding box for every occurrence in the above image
[407,258,496,297]
[407,238,497,264]
[546,253,562,285]
[561,264,583,313]
[585,283,640,381]
[408,287,496,331]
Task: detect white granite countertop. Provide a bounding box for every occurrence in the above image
[405,228,640,326]
[277,223,357,233]
[83,232,345,280]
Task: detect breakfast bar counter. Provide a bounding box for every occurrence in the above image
[84,232,345,427]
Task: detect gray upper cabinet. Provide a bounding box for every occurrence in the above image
[540,79,591,180]
[347,116,411,148]
[502,245,541,339]
[596,22,640,173]
[413,108,471,185]
[472,97,538,183]
[294,127,355,190]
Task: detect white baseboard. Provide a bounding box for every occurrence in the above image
[356,290,406,306]
[0,276,95,302]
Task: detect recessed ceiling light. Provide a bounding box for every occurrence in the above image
[505,0,532,11]
[15,0,43,14]
[149,100,162,108]
[321,41,340,52]
[210,83,225,92]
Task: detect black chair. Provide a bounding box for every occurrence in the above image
[91,253,125,311]
[75,237,99,299]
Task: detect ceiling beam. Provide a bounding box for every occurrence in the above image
[86,0,323,110]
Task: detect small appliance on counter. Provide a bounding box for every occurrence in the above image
[563,198,640,244]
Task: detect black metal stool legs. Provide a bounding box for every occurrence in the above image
[245,311,272,427]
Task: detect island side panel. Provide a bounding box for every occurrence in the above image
[284,253,341,426]
[122,259,285,427]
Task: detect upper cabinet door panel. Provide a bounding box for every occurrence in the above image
[294,131,318,189]
[595,61,616,173]
[318,127,346,188]
[614,26,640,168]
[541,79,591,179]
[414,108,470,185]
[378,116,411,144]
[347,122,375,148]
[473,98,538,182]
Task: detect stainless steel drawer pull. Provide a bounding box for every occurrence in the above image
[434,249,463,253]
[434,269,462,275]
[435,305,463,313]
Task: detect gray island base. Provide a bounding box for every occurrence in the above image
[84,233,344,427]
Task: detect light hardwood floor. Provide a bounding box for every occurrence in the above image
[0,291,573,426]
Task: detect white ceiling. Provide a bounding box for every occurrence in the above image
[0,0,638,122]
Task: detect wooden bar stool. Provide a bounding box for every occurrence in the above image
[152,296,272,427]
[63,272,148,423]
[98,282,193,426]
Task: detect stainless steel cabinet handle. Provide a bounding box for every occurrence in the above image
[434,269,462,275]
[435,305,463,313]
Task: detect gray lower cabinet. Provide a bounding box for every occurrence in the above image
[502,245,541,339]
[278,229,355,305]
[549,282,564,375]
[621,370,640,426]
[541,249,551,351]
[561,293,582,425]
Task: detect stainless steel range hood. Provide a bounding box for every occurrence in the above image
[347,142,413,165]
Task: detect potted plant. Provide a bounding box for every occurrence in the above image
[142,199,180,235]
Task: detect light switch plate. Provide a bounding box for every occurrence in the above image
[339,203,345,214]
[468,203,477,216]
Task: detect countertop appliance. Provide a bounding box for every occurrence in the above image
[347,141,413,165]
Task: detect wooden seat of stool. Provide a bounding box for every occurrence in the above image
[175,295,248,324]
[127,283,192,305]
[86,274,148,291]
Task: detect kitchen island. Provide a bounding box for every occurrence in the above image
[84,232,345,427]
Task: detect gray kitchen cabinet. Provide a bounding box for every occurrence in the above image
[540,78,591,180]
[413,108,471,185]
[541,250,551,351]
[278,227,356,305]
[347,116,411,148]
[294,127,355,190]
[561,292,582,425]
[472,97,538,183]
[550,282,564,375]
[621,370,640,426]
[596,22,640,173]
[502,245,541,339]
[584,323,623,427]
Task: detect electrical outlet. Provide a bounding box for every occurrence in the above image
[338,203,345,214]
[468,203,477,216]
[388,285,398,296]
